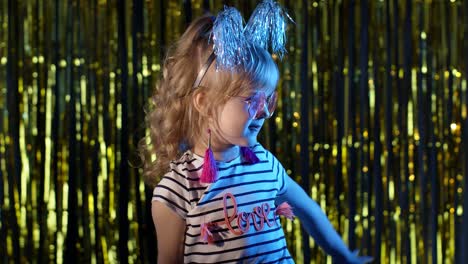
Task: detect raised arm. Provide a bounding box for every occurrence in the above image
[152,201,186,264]
[275,175,372,263]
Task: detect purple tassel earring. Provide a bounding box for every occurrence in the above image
[240,146,260,164]
[200,129,217,183]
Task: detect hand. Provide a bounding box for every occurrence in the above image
[343,250,373,264]
[334,250,373,264]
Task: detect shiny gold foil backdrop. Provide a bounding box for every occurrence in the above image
[1,0,467,263]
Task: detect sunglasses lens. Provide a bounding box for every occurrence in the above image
[246,95,259,119]
[249,104,258,118]
[248,92,277,119]
[267,92,278,116]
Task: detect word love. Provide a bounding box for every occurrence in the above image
[222,192,276,235]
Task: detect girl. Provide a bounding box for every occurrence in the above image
[141,2,372,263]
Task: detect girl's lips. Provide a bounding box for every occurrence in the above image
[248,124,262,130]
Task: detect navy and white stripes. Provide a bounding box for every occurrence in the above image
[153,144,293,263]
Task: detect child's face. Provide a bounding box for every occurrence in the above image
[212,88,276,148]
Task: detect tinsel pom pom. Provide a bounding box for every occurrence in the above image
[275,202,295,220]
[200,223,215,244]
[212,6,248,70]
[244,0,293,58]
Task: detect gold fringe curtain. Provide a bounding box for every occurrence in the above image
[1,0,467,263]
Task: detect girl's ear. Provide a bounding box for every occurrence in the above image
[192,90,209,116]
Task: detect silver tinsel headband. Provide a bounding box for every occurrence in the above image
[192,0,293,88]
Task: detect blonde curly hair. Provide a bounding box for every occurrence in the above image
[140,15,279,187]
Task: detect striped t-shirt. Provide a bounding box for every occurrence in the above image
[152,144,294,263]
